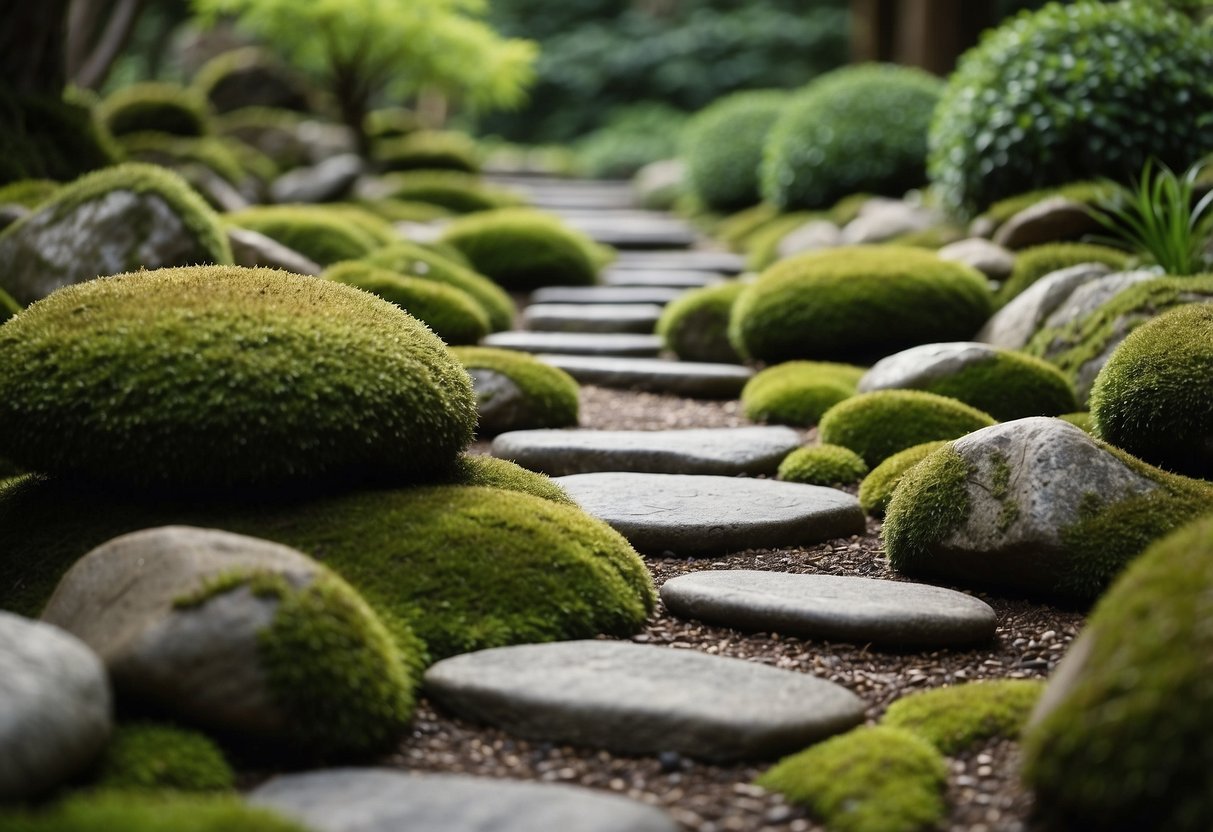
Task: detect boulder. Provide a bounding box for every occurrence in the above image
[936,237,1015,282]
[776,219,842,258]
[841,199,941,245]
[992,196,1102,250]
[269,153,363,204]
[977,263,1114,349]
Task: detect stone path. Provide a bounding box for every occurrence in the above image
[523,303,664,334]
[531,286,686,305]
[537,354,752,398]
[482,331,663,357]
[600,269,726,288]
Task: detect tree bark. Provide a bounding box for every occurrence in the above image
[0,1,71,96]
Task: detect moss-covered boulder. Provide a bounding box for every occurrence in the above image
[1022,514,1213,831]
[730,247,993,363]
[226,206,381,266]
[0,792,309,832]
[882,680,1043,755]
[93,722,233,793]
[375,130,480,174]
[365,107,421,140]
[741,361,865,427]
[996,243,1131,306]
[0,179,60,209]
[99,82,214,139]
[440,209,601,290]
[0,163,231,305]
[857,441,949,517]
[656,281,745,364]
[192,48,312,115]
[214,106,311,171]
[882,418,1213,600]
[450,346,580,435]
[974,181,1111,238]
[819,390,996,467]
[0,267,475,491]
[380,170,523,214]
[443,454,573,506]
[777,444,868,487]
[683,90,786,212]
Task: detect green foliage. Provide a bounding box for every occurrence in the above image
[0,266,476,491]
[380,170,524,214]
[357,198,450,224]
[450,346,580,432]
[99,83,214,138]
[440,208,600,290]
[730,246,993,363]
[757,726,948,832]
[683,90,786,211]
[714,202,780,250]
[94,723,234,793]
[882,680,1044,754]
[375,130,480,174]
[656,281,745,363]
[997,243,1131,305]
[0,179,60,208]
[443,454,573,505]
[819,390,996,467]
[575,103,690,179]
[777,444,868,486]
[741,361,865,426]
[928,1,1213,217]
[881,445,973,576]
[857,441,949,517]
[226,206,380,265]
[0,91,117,185]
[0,792,309,832]
[192,48,312,114]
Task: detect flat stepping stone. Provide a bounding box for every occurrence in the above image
[554,472,865,556]
[537,354,752,399]
[612,250,745,274]
[523,303,662,334]
[531,286,685,305]
[251,769,678,832]
[492,426,801,476]
[424,640,865,761]
[482,331,663,357]
[566,222,698,250]
[601,269,726,288]
[661,571,997,647]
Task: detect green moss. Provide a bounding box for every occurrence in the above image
[990,451,1020,533]
[684,90,787,212]
[443,454,574,505]
[0,91,117,185]
[375,130,480,174]
[0,179,59,208]
[756,726,948,832]
[896,348,1079,421]
[714,202,780,251]
[226,206,379,265]
[881,445,973,575]
[827,193,873,227]
[450,346,580,432]
[777,444,868,486]
[440,208,600,290]
[1058,411,1094,434]
[884,224,966,250]
[99,83,213,138]
[381,170,523,213]
[213,107,310,171]
[997,243,1131,305]
[656,281,745,363]
[858,441,948,517]
[1023,514,1213,831]
[192,48,310,115]
[323,261,489,346]
[0,286,20,322]
[742,211,819,271]
[319,204,400,247]
[365,107,421,139]
[0,266,475,491]
[730,247,993,364]
[882,680,1043,755]
[0,792,309,832]
[363,240,515,331]
[977,181,1113,230]
[741,361,866,427]
[819,391,996,467]
[357,198,450,224]
[116,133,245,185]
[93,722,233,793]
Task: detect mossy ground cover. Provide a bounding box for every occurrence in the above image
[450,346,580,431]
[741,361,866,427]
[777,444,868,487]
[896,349,1078,421]
[92,723,234,793]
[226,206,381,265]
[819,391,995,467]
[996,243,1131,305]
[656,281,745,363]
[857,441,949,517]
[381,170,523,213]
[882,680,1043,755]
[0,793,308,832]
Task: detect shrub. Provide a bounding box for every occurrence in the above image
[99,83,214,139]
[450,346,580,433]
[440,208,600,290]
[730,246,993,363]
[684,90,786,212]
[93,723,234,793]
[375,130,480,174]
[997,243,1130,305]
[882,680,1044,755]
[0,266,476,491]
[857,441,949,517]
[0,792,309,832]
[380,171,523,213]
[777,444,868,486]
[226,206,380,265]
[819,390,996,467]
[928,1,1213,217]
[741,361,865,427]
[192,48,311,114]
[657,281,745,363]
[761,64,944,211]
[574,103,688,179]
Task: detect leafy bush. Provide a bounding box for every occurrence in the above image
[741,361,865,426]
[657,281,745,363]
[684,90,786,211]
[99,82,214,138]
[819,390,996,466]
[777,444,868,486]
[440,208,600,289]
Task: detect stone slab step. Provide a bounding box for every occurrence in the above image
[531,286,686,305]
[611,250,745,274]
[536,354,751,399]
[523,303,663,334]
[601,269,726,289]
[482,331,664,358]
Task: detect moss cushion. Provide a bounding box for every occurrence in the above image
[440,209,600,290]
[226,206,381,266]
[777,444,868,487]
[857,441,949,517]
[882,680,1043,755]
[381,170,523,214]
[996,243,1130,305]
[93,722,234,793]
[741,361,866,427]
[0,792,309,832]
[99,83,214,139]
[450,346,580,433]
[375,130,480,174]
[656,281,746,364]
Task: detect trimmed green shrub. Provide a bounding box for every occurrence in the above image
[819,390,996,467]
[882,680,1043,755]
[684,90,786,212]
[192,48,311,114]
[93,723,233,793]
[0,792,309,832]
[656,281,745,363]
[0,179,59,208]
[375,131,479,174]
[0,91,117,185]
[730,247,993,364]
[380,171,523,213]
[857,441,948,517]
[99,83,213,139]
[997,243,1131,305]
[757,726,948,832]
[450,346,580,433]
[116,133,245,185]
[761,64,944,211]
[226,206,380,265]
[444,454,573,506]
[323,261,490,345]
[742,361,865,427]
[778,444,868,487]
[440,208,600,290]
[929,1,1213,217]
[0,266,476,490]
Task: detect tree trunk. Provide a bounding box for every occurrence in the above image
[0,2,70,96]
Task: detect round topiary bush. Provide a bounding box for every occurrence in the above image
[882,680,1043,755]
[0,792,310,832]
[928,1,1213,217]
[440,209,600,290]
[741,361,865,427]
[93,722,234,793]
[0,266,476,491]
[375,131,480,174]
[226,206,381,266]
[450,346,580,434]
[381,171,523,214]
[99,82,214,139]
[819,390,996,467]
[761,64,944,211]
[777,444,868,487]
[996,243,1131,305]
[730,247,993,364]
[657,281,746,364]
[684,90,786,212]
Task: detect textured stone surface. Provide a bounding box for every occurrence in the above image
[555,472,864,555]
[467,368,560,435]
[251,768,680,832]
[611,250,745,274]
[537,355,752,399]
[858,342,999,394]
[601,269,727,288]
[227,227,322,275]
[977,263,1114,349]
[841,199,941,245]
[993,197,1102,250]
[531,286,685,305]
[776,219,842,258]
[660,570,996,647]
[937,238,1015,282]
[492,426,801,476]
[482,331,664,357]
[562,212,697,250]
[524,303,663,334]
[270,153,362,204]
[424,641,865,761]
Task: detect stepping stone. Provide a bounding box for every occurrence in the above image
[482,331,663,358]
[660,571,997,647]
[612,250,745,274]
[424,640,865,761]
[531,286,685,305]
[537,354,752,399]
[251,769,678,832]
[523,303,662,334]
[492,426,802,476]
[601,269,726,288]
[554,472,865,556]
[564,220,698,250]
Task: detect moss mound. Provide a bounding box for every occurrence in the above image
[1058,411,1094,434]
[742,211,820,271]
[357,198,450,224]
[757,725,948,832]
[977,181,1113,231]
[819,391,996,467]
[715,202,780,251]
[444,454,573,505]
[684,90,786,212]
[323,261,489,346]
[0,267,475,491]
[1022,514,1213,831]
[741,361,865,427]
[365,107,421,140]
[440,209,600,290]
[192,48,311,115]
[116,132,245,186]
[381,170,523,214]
[882,680,1044,755]
[0,179,60,208]
[761,64,944,211]
[777,444,868,487]
[318,204,400,247]
[997,243,1131,305]
[0,792,308,832]
[93,722,233,793]
[730,247,992,363]
[375,130,479,174]
[857,441,949,517]
[656,281,745,363]
[450,346,580,433]
[226,206,380,266]
[100,82,213,139]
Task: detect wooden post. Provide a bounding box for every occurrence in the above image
[852,0,996,76]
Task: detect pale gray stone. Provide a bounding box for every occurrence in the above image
[1037,271,1160,333]
[524,303,663,334]
[271,153,363,204]
[537,355,752,399]
[612,250,745,274]
[531,286,684,305]
[424,641,865,761]
[482,331,664,357]
[0,612,111,800]
[555,472,864,555]
[562,212,697,250]
[993,196,1102,250]
[492,426,801,476]
[251,769,679,832]
[660,571,996,647]
[0,204,27,232]
[858,342,999,394]
[977,263,1115,349]
[227,227,322,275]
[633,159,684,210]
[776,219,841,257]
[297,121,358,164]
[841,198,941,245]
[937,238,1016,282]
[601,268,727,288]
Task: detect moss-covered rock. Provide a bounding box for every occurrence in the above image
[116,132,246,186]
[975,181,1112,234]
[225,206,380,266]
[192,48,311,115]
[440,209,600,290]
[0,179,60,208]
[882,680,1043,755]
[93,723,233,793]
[0,792,309,832]
[323,261,489,346]
[1022,514,1213,831]
[757,725,948,832]
[777,444,868,487]
[741,361,865,427]
[443,454,573,506]
[819,390,996,467]
[214,106,311,171]
[450,346,580,435]
[730,247,993,364]
[316,204,400,247]
[1058,411,1094,434]
[357,198,450,224]
[656,281,745,363]
[684,90,786,212]
[857,441,949,517]
[742,211,820,271]
[997,243,1131,306]
[380,170,523,214]
[99,83,213,139]
[714,202,780,251]
[365,107,421,140]
[0,266,476,490]
[375,130,480,174]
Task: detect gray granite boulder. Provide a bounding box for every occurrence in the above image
[227,227,322,275]
[937,238,1015,282]
[537,355,751,399]
[977,263,1115,349]
[858,342,998,394]
[467,367,577,435]
[482,331,663,357]
[993,196,1102,250]
[524,303,663,334]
